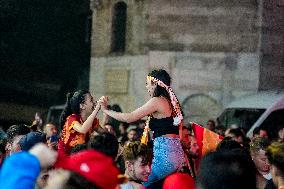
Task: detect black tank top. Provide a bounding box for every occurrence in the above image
[149,116,179,138]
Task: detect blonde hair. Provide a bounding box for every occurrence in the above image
[266,142,284,173]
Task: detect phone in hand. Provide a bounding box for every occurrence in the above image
[50,135,58,143]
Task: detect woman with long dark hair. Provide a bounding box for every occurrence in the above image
[58,90,101,156]
[100,69,185,187]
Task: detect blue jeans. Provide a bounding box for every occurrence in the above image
[143,136,185,187]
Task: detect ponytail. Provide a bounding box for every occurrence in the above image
[59,90,89,129]
[60,92,73,129]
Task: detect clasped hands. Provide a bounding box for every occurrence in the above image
[97,96,109,111]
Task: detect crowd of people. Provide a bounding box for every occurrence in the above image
[0,69,283,189]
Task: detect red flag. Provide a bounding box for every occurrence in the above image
[191,122,223,157]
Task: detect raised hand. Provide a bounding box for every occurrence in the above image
[29,143,58,168]
[98,96,109,111]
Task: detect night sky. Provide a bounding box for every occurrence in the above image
[0,0,92,125]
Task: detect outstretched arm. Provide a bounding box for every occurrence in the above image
[100,96,159,123]
[0,143,57,189]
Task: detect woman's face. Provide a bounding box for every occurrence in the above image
[80,93,95,115]
[146,79,156,97]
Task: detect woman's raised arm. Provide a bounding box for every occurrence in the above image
[100,96,160,123]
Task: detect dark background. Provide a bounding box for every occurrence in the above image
[0,0,92,128]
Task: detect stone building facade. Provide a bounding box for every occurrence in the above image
[90,0,284,125]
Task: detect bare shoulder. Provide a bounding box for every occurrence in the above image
[154,96,170,106]
[149,96,166,103]
[149,97,171,116]
[147,97,168,108]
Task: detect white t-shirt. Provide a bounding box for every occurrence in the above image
[263,172,272,180]
[120,182,135,189]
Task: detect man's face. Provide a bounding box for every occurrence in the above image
[119,124,126,134]
[181,129,191,149]
[105,124,116,136]
[36,169,49,189]
[7,135,24,155]
[45,124,58,138]
[190,136,199,158]
[259,130,268,138]
[227,133,243,144]
[127,130,138,142]
[206,121,215,131]
[252,149,270,174]
[128,157,151,182]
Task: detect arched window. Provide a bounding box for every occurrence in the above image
[182,94,222,126]
[111,2,127,53]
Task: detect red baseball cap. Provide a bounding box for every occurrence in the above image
[56,150,120,189]
[163,173,195,189]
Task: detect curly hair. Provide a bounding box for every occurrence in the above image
[6,124,30,143]
[250,137,270,153]
[123,141,153,164]
[266,142,284,174]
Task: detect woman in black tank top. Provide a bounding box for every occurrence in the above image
[99,69,186,187]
